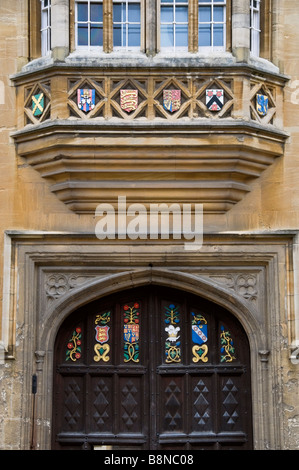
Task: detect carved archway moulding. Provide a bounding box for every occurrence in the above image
[2,230,296,359]
[41,267,264,355]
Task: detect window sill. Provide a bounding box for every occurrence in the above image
[19,49,280,78]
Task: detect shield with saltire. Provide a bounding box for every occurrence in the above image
[32,93,44,117]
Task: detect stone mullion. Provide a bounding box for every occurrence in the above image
[145,0,157,56]
[188,0,198,53]
[103,0,113,53]
[260,0,272,61]
[231,0,250,62]
[226,0,232,52]
[29,0,41,60]
[51,0,70,61]
[69,0,76,53]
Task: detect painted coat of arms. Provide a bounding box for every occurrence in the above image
[95,325,110,344]
[120,89,138,113]
[77,88,95,113]
[206,89,224,111]
[191,312,208,363]
[256,94,268,116]
[94,311,110,362]
[163,89,181,112]
[124,324,139,343]
[32,92,44,117]
[192,323,208,345]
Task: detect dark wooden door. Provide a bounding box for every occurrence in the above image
[52,286,253,450]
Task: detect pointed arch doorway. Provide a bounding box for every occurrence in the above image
[52,285,253,450]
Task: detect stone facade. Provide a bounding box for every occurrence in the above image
[0,0,298,450]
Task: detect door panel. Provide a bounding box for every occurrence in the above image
[52,286,253,450]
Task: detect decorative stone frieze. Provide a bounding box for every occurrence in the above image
[11,65,288,215]
[45,273,98,301]
[207,273,258,303]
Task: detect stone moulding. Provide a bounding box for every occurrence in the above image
[1,230,298,450]
[12,119,288,214]
[1,230,297,360]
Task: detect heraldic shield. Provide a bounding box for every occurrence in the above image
[192,323,208,345]
[95,325,110,344]
[163,89,181,112]
[32,93,44,117]
[120,89,138,113]
[206,89,224,111]
[124,324,139,343]
[256,94,269,116]
[77,88,95,113]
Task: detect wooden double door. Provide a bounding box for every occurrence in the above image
[52,286,253,450]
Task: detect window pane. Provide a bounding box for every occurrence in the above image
[78,25,88,45]
[77,3,88,22]
[161,6,174,23]
[161,24,174,47]
[128,3,140,22]
[41,30,48,56]
[198,6,211,23]
[91,25,103,45]
[214,6,224,22]
[213,24,224,46]
[176,6,188,23]
[113,24,122,46]
[198,24,211,46]
[90,3,103,22]
[113,4,123,22]
[128,24,141,46]
[176,24,188,46]
[41,11,49,29]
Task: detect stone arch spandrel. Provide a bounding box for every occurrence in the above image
[40,267,264,356]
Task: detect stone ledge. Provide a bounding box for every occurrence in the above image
[12,119,288,214]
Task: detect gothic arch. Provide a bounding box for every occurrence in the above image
[41,268,263,356]
[36,267,269,449]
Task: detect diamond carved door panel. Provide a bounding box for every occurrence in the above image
[52,286,253,450]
